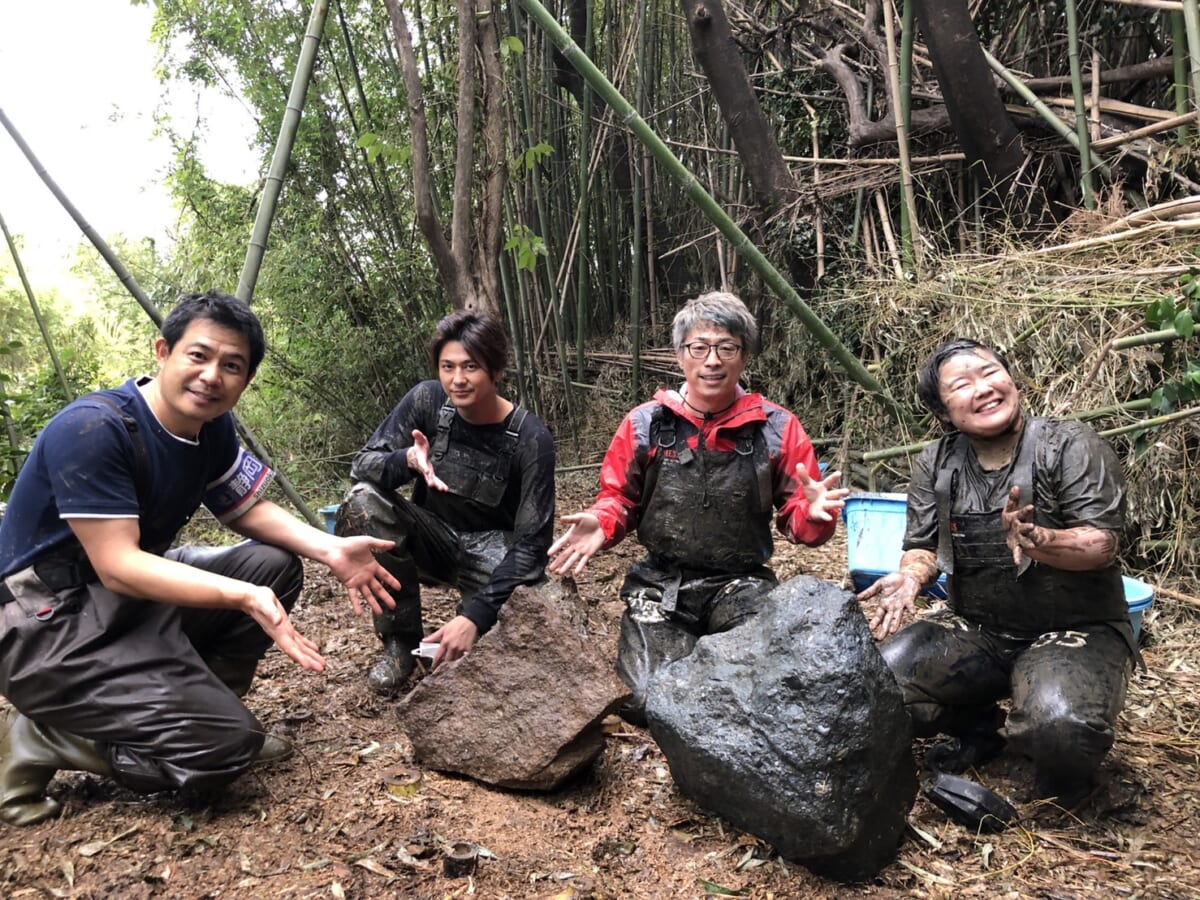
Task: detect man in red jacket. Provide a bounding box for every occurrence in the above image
[549,292,847,724]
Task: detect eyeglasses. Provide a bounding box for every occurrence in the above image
[681,341,743,361]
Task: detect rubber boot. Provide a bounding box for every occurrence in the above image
[367,593,424,696]
[367,634,421,696]
[204,657,294,764]
[0,711,112,827]
[925,706,1007,774]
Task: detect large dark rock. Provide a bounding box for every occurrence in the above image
[645,575,917,882]
[396,580,630,791]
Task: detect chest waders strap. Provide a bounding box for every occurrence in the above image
[733,425,773,515]
[431,398,529,483]
[431,399,457,462]
[934,417,1044,577]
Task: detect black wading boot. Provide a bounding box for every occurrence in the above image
[925,707,1007,774]
[367,634,421,695]
[0,711,112,827]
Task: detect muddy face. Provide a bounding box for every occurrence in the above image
[936,349,1021,439]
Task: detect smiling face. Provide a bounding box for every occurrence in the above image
[148,318,253,437]
[936,348,1021,439]
[677,325,747,413]
[438,340,501,423]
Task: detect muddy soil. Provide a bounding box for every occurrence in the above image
[1,473,1196,899]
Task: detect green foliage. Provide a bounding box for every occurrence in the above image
[499,35,524,59]
[355,132,412,167]
[512,141,554,173]
[1144,267,1200,415]
[504,224,547,273]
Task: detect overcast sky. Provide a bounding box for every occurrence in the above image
[0,0,257,292]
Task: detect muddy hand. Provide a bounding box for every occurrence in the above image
[1001,485,1037,566]
[862,572,919,640]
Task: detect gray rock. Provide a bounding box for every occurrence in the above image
[396,581,630,790]
[645,575,917,882]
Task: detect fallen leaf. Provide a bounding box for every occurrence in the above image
[354,857,397,880]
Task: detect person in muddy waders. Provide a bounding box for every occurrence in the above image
[861,338,1137,806]
[336,310,556,694]
[0,291,402,827]
[548,291,848,724]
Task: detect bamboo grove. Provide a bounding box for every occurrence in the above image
[4,0,1200,576]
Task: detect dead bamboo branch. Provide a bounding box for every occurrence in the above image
[1100,194,1200,232]
[1092,111,1200,149]
[1155,584,1200,609]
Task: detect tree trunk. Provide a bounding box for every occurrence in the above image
[678,0,797,213]
[383,0,504,313]
[911,0,1026,193]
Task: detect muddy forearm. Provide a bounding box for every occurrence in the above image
[1018,525,1119,571]
[898,549,939,587]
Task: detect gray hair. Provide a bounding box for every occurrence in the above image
[671,291,758,356]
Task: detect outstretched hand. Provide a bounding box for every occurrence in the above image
[408,429,449,492]
[547,512,605,576]
[859,572,920,640]
[244,584,326,671]
[797,464,850,522]
[326,535,401,616]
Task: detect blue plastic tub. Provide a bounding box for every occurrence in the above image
[843,493,947,598]
[843,493,1156,635]
[1123,576,1154,642]
[320,503,340,535]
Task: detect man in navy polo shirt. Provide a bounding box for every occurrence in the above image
[0,290,400,826]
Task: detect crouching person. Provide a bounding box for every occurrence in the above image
[862,338,1136,805]
[337,310,556,693]
[549,292,847,724]
[0,291,400,826]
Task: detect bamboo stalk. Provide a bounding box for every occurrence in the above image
[1182,0,1200,124]
[1039,95,1178,121]
[882,0,921,271]
[1112,328,1185,349]
[574,0,594,381]
[1101,194,1200,229]
[1066,0,1096,209]
[515,0,908,423]
[983,48,1113,179]
[0,207,72,400]
[1175,12,1190,143]
[1032,216,1200,256]
[1091,111,1200,150]
[236,0,329,304]
[873,190,905,279]
[0,108,162,325]
[804,98,825,280]
[1099,404,1200,436]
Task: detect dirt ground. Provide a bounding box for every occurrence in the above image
[1,472,1197,899]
